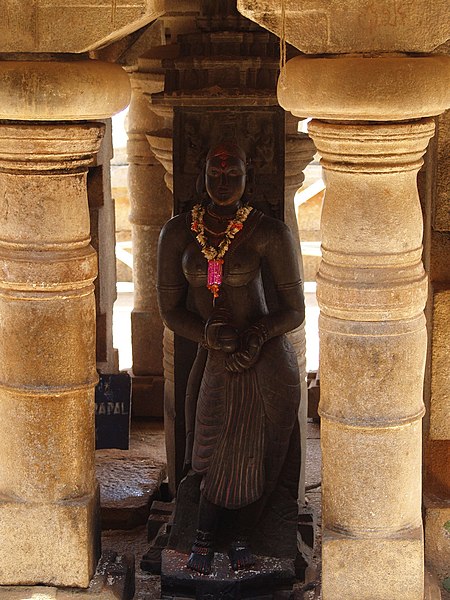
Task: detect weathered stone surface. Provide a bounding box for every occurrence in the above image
[127,71,172,415]
[0,60,130,121]
[0,60,130,587]
[430,290,450,439]
[322,527,424,600]
[0,492,100,587]
[283,60,447,597]
[161,549,295,599]
[0,0,165,53]
[435,110,450,231]
[278,56,450,121]
[284,124,315,505]
[237,0,450,54]
[0,123,104,587]
[89,119,118,373]
[0,551,135,599]
[425,499,450,599]
[97,450,166,529]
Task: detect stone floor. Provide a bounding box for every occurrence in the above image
[98,417,323,600]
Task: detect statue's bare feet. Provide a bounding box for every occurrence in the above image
[186,530,214,575]
[228,539,255,571]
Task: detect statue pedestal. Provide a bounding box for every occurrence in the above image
[161,549,294,600]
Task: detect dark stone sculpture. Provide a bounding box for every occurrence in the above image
[157,141,304,591]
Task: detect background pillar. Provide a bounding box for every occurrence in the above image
[88,118,119,373]
[127,71,172,416]
[0,59,129,587]
[421,108,450,598]
[284,115,316,505]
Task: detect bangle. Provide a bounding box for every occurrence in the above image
[248,322,269,344]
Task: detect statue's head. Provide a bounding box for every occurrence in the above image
[205,141,247,206]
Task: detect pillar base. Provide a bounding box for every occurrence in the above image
[322,526,424,600]
[131,373,164,418]
[0,551,135,600]
[0,489,100,587]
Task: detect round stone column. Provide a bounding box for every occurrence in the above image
[0,59,129,587]
[127,72,172,415]
[284,118,316,504]
[279,55,450,600]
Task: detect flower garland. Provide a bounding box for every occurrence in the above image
[191,203,253,299]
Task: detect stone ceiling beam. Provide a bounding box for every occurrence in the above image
[237,0,450,54]
[0,0,165,54]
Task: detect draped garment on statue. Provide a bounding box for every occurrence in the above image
[188,334,300,510]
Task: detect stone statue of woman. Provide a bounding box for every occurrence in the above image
[157,141,304,574]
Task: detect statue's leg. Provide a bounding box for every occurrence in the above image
[228,500,264,571]
[187,493,220,574]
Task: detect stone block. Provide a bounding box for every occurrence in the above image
[430,231,450,282]
[0,492,100,587]
[321,419,422,533]
[0,551,134,599]
[131,373,165,417]
[424,498,450,596]
[147,501,175,543]
[96,451,165,530]
[131,310,164,376]
[322,527,424,600]
[430,289,450,439]
[237,0,450,54]
[435,110,450,231]
[425,440,450,498]
[0,392,95,503]
[0,0,165,53]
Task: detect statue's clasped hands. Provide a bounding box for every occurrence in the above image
[204,310,268,373]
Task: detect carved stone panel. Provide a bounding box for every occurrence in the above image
[173,106,285,218]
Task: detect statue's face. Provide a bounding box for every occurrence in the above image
[205,152,246,206]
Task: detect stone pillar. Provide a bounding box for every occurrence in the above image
[0,59,129,587]
[421,108,450,597]
[127,71,172,416]
[89,118,119,373]
[284,116,316,504]
[279,55,450,600]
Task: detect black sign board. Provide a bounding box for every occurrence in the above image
[95,373,131,450]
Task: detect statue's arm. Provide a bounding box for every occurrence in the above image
[225,218,304,373]
[258,218,305,338]
[156,216,205,344]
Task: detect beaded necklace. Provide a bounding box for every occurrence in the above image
[191,203,253,300]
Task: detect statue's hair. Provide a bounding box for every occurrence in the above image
[206,140,246,164]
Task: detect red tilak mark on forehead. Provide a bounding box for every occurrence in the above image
[220,160,227,168]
